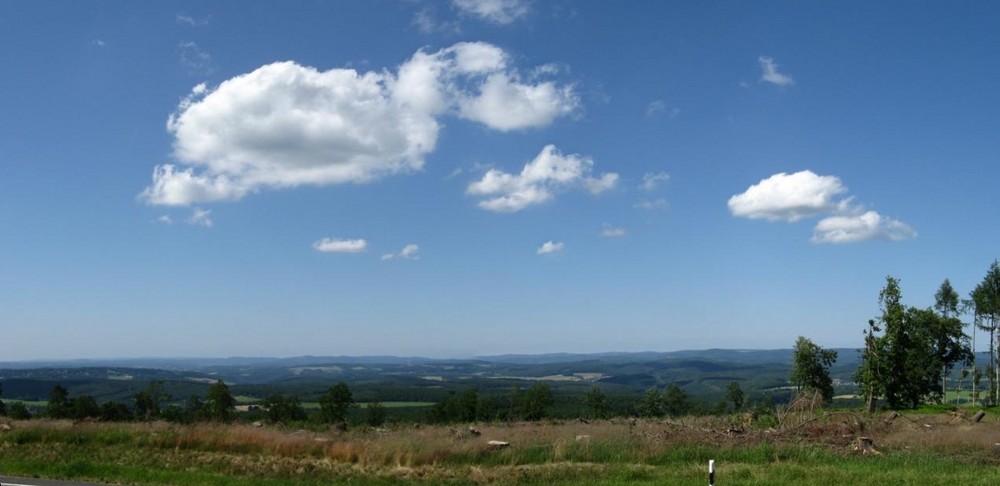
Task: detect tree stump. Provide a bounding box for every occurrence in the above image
[972,410,987,423]
[855,437,879,455]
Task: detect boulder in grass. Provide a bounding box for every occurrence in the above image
[487,440,509,449]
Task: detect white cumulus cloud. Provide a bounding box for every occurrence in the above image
[312,238,368,253]
[727,170,847,222]
[456,72,578,131]
[467,145,618,212]
[453,0,529,25]
[537,240,564,255]
[730,170,916,244]
[759,56,795,86]
[382,243,421,260]
[141,42,577,206]
[811,211,917,244]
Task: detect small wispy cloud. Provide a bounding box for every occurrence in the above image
[453,0,529,25]
[178,41,213,75]
[382,244,421,261]
[537,240,564,255]
[758,56,794,86]
[634,198,668,211]
[188,208,213,227]
[313,238,368,253]
[600,223,625,238]
[645,100,679,118]
[176,13,210,27]
[413,8,461,35]
[639,172,670,192]
[156,215,173,224]
[91,39,108,48]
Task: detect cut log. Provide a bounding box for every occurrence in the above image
[972,410,987,423]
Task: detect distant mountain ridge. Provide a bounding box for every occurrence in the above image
[0,348,869,371]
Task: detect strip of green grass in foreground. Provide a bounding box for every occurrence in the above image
[1,446,997,485]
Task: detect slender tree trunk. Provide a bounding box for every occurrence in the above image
[995,321,999,405]
[992,321,997,405]
[972,314,977,407]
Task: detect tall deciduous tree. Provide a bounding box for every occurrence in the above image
[790,336,838,403]
[319,382,354,425]
[856,276,973,410]
[522,382,552,421]
[583,384,609,419]
[662,384,688,417]
[971,261,1000,405]
[637,387,663,417]
[134,381,170,421]
[934,279,961,400]
[46,385,70,419]
[726,381,745,412]
[206,380,236,422]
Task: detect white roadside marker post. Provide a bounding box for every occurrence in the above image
[709,459,715,486]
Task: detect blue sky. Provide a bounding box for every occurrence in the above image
[1,1,997,360]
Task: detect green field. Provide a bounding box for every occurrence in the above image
[1,409,998,485]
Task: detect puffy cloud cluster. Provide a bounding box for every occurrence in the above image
[141,42,578,206]
[453,0,529,25]
[729,170,915,244]
[759,56,794,86]
[467,145,618,212]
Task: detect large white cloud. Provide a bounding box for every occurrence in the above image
[730,170,916,244]
[811,211,917,244]
[727,170,847,222]
[467,145,618,212]
[453,0,529,25]
[141,42,578,206]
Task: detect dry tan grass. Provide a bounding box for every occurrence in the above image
[4,410,999,480]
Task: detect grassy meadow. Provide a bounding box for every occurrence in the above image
[2,409,999,485]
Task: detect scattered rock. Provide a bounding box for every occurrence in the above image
[252,421,263,427]
[884,412,899,423]
[487,440,509,449]
[575,435,591,442]
[0,423,11,432]
[468,426,481,437]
